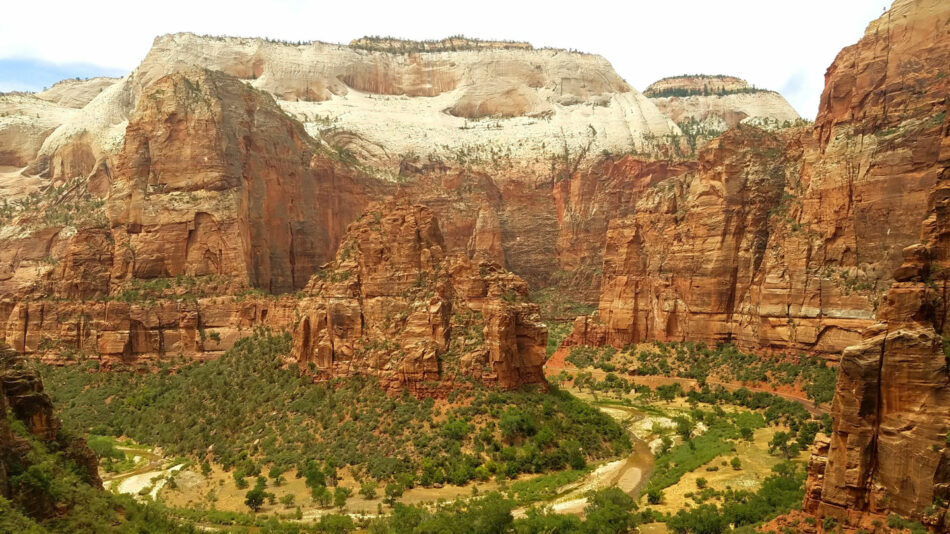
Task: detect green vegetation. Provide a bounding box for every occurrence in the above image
[350,34,532,54]
[41,331,629,488]
[504,468,589,504]
[887,514,927,534]
[546,321,573,357]
[566,340,837,404]
[366,487,637,533]
[1,410,196,533]
[560,335,833,531]
[644,82,774,98]
[662,462,806,533]
[0,176,109,229]
[528,287,597,318]
[108,274,237,304]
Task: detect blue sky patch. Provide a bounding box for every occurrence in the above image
[0,58,126,93]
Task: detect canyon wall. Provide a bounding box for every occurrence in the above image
[0,68,378,362]
[565,0,949,358]
[108,68,375,293]
[291,200,547,393]
[801,0,950,528]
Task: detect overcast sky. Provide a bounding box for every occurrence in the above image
[0,0,888,118]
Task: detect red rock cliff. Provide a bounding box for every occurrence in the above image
[291,200,547,393]
[801,0,950,528]
[0,69,379,362]
[565,0,949,358]
[109,68,376,293]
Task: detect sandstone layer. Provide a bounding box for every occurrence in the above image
[644,75,801,155]
[291,200,547,393]
[563,0,949,359]
[0,68,378,363]
[0,94,77,168]
[25,32,678,185]
[800,0,950,528]
[109,68,375,292]
[36,77,120,109]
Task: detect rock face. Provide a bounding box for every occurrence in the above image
[565,0,949,359]
[0,32,694,311]
[0,94,77,168]
[0,68,378,362]
[109,68,373,293]
[800,0,950,526]
[552,157,695,300]
[644,75,801,153]
[36,77,121,109]
[26,32,677,184]
[291,200,547,393]
[0,345,101,507]
[565,126,811,350]
[2,4,941,406]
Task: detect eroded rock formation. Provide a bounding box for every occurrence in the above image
[800,0,950,526]
[291,200,547,393]
[109,68,374,292]
[1,68,377,362]
[644,75,800,131]
[564,0,949,359]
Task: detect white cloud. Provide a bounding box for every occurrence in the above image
[0,0,888,117]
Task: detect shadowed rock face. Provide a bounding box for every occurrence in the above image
[797,0,950,529]
[564,0,949,360]
[291,200,547,394]
[0,346,101,510]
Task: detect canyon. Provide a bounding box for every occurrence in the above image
[0,0,947,530]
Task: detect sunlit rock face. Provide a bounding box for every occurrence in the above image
[291,200,547,395]
[795,0,950,529]
[563,0,949,361]
[1,68,378,362]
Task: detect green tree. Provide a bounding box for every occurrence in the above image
[385,483,405,507]
[739,426,754,441]
[359,480,377,500]
[582,488,638,533]
[244,487,265,512]
[312,485,332,508]
[333,486,352,510]
[674,416,693,441]
[668,504,726,534]
[769,431,796,459]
